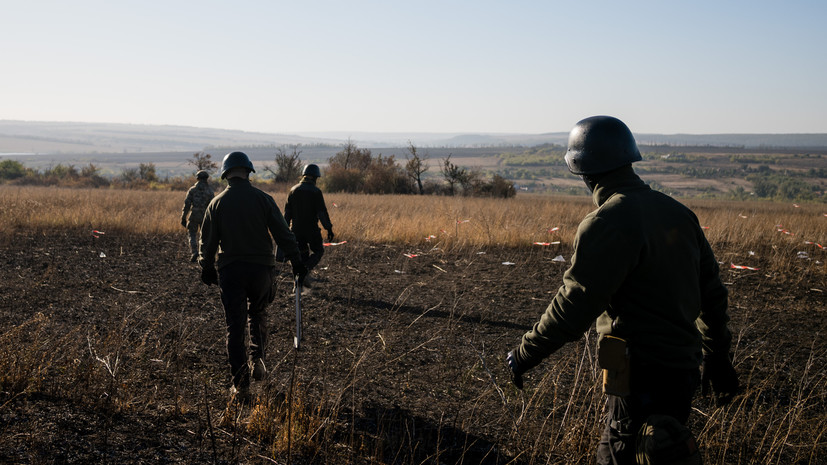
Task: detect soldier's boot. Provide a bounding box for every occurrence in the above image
[230,366,252,405]
[230,384,252,405]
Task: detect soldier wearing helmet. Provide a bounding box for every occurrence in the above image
[506,116,737,464]
[199,151,307,403]
[283,163,334,289]
[181,170,214,262]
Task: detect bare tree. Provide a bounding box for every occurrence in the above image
[263,145,304,183]
[441,154,468,196]
[187,151,219,174]
[404,140,429,195]
[329,138,372,170]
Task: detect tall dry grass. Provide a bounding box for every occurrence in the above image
[3,185,823,246]
[2,185,822,276]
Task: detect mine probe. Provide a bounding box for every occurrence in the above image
[294,275,302,350]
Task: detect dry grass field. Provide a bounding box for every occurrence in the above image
[0,184,825,464]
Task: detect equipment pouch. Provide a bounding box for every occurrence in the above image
[598,335,631,396]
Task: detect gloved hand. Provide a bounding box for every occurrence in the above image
[327,229,335,242]
[200,267,218,286]
[506,349,525,390]
[181,217,187,228]
[291,259,308,285]
[701,353,739,405]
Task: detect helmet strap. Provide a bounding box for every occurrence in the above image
[581,175,599,193]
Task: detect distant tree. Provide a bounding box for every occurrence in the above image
[728,186,750,201]
[187,151,219,174]
[493,174,516,198]
[0,159,27,180]
[461,168,484,196]
[323,140,373,193]
[139,163,158,182]
[80,163,109,188]
[329,139,372,170]
[441,154,468,196]
[80,163,99,178]
[45,163,79,179]
[404,141,429,195]
[263,145,304,183]
[322,165,364,193]
[364,154,411,194]
[119,167,141,183]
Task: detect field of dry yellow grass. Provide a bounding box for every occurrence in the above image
[1,185,823,277]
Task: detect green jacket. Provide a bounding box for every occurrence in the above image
[284,178,333,234]
[515,166,731,371]
[199,178,300,270]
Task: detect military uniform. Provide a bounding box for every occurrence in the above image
[181,178,214,260]
[283,177,333,272]
[199,176,300,391]
[511,166,732,464]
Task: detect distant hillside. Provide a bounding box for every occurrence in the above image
[0,121,340,155]
[2,120,827,155]
[635,133,827,149]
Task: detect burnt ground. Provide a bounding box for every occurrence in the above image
[0,230,825,464]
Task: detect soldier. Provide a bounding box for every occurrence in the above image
[199,151,307,403]
[506,116,738,464]
[181,170,214,262]
[283,163,334,287]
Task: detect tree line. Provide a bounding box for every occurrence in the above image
[0,142,517,198]
[318,139,515,197]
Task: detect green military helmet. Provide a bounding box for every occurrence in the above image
[196,170,209,180]
[564,115,642,175]
[302,163,322,178]
[220,151,255,179]
[635,415,701,465]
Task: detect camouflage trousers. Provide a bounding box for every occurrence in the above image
[596,363,700,465]
[187,223,201,257]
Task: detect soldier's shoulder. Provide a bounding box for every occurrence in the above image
[250,184,275,199]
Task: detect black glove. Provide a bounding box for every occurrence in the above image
[291,259,308,285]
[506,349,525,390]
[701,353,739,405]
[181,217,187,228]
[200,267,218,286]
[327,230,335,242]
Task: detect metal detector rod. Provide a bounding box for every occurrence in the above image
[294,275,302,350]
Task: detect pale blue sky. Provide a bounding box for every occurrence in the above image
[2,0,825,135]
